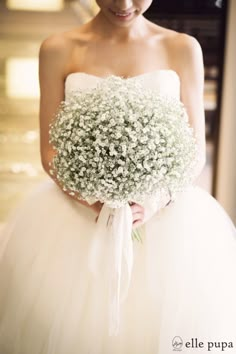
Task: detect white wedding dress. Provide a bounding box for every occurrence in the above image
[0,70,236,354]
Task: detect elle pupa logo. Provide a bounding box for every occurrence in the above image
[172,337,234,352]
[172,336,183,351]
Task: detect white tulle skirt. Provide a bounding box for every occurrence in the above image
[0,179,236,354]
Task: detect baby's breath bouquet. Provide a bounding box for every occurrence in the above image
[49,76,197,208]
[49,76,198,336]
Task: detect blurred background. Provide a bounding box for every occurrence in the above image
[0,0,235,225]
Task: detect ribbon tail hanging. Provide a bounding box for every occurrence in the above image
[87,203,134,337]
[107,204,133,336]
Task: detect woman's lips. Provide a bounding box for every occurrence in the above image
[109,9,135,20]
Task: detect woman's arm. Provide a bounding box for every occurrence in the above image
[127,34,207,227]
[39,35,102,216]
[174,33,206,180]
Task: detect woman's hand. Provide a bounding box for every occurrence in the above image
[129,202,145,229]
[93,201,145,227]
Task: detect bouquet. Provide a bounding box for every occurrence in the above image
[49,76,198,335]
[49,76,197,209]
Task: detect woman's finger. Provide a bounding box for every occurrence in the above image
[130,203,144,214]
[133,219,143,229]
[132,212,144,222]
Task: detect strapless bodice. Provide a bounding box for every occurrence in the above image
[64,70,180,100]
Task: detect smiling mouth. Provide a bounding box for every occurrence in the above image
[109,9,135,19]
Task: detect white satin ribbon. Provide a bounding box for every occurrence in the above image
[87,190,171,336]
[88,203,133,337]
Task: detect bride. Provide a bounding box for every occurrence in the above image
[0,0,236,353]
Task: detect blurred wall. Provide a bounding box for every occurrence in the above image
[216,0,236,223]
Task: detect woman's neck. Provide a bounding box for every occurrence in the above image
[88,10,149,42]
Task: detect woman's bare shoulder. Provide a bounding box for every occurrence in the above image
[164,30,203,69]
[148,21,201,54]
[40,31,74,57]
[167,31,202,54]
[39,33,71,72]
[150,22,201,52]
[146,21,203,73]
[39,25,90,77]
[39,24,89,59]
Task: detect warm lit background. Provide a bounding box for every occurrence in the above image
[0,0,235,224]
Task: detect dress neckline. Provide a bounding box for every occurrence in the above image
[64,69,180,84]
